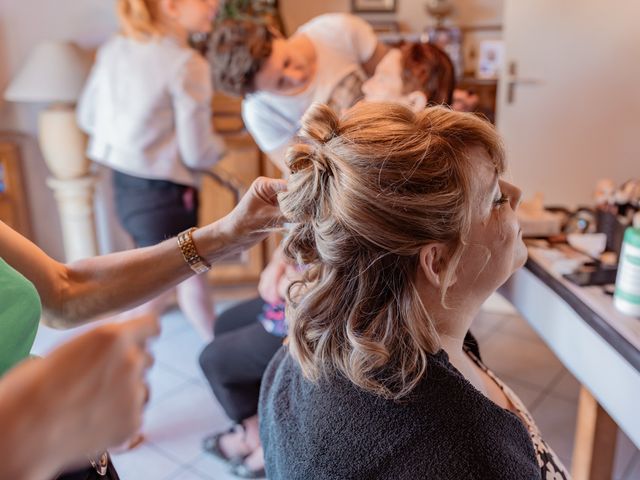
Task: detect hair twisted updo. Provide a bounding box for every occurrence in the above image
[279,102,504,400]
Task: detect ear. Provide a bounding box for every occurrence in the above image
[161,0,179,17]
[418,243,452,289]
[405,91,428,113]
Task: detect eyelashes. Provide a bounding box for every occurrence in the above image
[493,193,510,207]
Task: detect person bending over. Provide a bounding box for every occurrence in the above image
[208,13,387,171]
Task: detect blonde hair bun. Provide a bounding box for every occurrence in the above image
[299,103,340,144]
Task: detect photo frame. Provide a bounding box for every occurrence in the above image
[351,0,397,13]
[368,20,400,35]
[477,40,505,79]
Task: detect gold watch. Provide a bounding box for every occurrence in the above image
[177,227,211,274]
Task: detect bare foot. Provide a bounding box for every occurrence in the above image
[127,433,145,450]
[111,432,145,454]
[242,446,265,472]
[242,415,261,451]
[217,428,252,459]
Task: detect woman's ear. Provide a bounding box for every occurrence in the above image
[418,243,451,288]
[405,91,427,113]
[161,0,179,17]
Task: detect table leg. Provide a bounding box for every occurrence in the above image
[571,386,618,480]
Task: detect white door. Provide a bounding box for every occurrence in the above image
[497,0,640,208]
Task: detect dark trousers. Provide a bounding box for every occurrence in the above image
[112,170,199,247]
[199,298,284,423]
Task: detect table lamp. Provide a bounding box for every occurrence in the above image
[4,41,99,261]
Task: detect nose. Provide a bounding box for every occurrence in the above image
[362,78,372,95]
[284,66,306,87]
[507,182,522,210]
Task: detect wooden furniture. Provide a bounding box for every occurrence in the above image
[500,246,640,479]
[0,139,31,238]
[200,93,281,286]
[458,77,498,123]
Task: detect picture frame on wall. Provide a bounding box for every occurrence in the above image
[368,20,400,34]
[477,40,505,79]
[351,0,397,13]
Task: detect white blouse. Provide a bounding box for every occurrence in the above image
[78,35,225,186]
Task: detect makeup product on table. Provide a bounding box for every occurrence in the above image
[614,227,640,317]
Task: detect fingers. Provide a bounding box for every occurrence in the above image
[138,381,151,407]
[142,350,155,369]
[251,177,288,205]
[121,313,161,345]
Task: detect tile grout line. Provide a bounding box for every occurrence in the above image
[145,440,205,472]
[161,464,189,480]
[147,378,199,408]
[536,368,570,402]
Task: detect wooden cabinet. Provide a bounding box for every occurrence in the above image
[0,140,31,238]
[458,77,498,123]
[199,93,280,286]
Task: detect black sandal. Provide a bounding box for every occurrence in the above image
[202,425,245,465]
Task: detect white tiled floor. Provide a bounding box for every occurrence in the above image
[32,297,640,479]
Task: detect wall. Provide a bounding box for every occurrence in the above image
[279,0,504,73]
[280,0,503,33]
[0,0,128,260]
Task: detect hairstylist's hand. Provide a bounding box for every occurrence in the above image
[207,177,287,259]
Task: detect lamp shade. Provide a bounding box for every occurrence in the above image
[4,41,91,103]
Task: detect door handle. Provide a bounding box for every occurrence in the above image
[507,61,542,104]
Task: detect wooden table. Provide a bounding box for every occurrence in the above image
[500,247,640,480]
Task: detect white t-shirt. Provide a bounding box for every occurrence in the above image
[241,14,378,153]
[77,35,225,186]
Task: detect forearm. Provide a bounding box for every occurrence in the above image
[46,221,232,327]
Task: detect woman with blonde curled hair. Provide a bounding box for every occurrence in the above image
[259,102,570,479]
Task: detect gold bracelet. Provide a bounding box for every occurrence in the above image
[177,227,211,274]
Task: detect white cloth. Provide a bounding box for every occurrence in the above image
[77,35,225,186]
[241,13,377,153]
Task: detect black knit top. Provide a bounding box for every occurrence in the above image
[259,344,545,480]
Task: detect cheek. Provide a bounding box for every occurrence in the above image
[199,17,213,31]
[254,70,276,93]
[495,211,527,265]
[494,209,519,243]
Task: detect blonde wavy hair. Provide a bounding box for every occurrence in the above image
[279,102,505,400]
[117,0,162,39]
